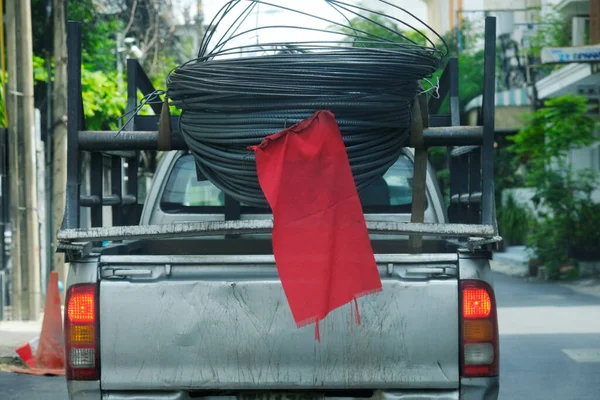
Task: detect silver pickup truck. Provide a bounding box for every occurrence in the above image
[63,149,499,400]
[59,17,500,400]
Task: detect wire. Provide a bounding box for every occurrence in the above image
[166,0,445,207]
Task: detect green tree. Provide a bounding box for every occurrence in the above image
[340,13,429,47]
[26,0,186,130]
[509,95,599,279]
[528,5,571,58]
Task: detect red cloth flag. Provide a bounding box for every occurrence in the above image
[249,110,382,340]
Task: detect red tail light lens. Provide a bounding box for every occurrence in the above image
[460,280,498,378]
[68,291,95,323]
[463,288,492,318]
[65,284,99,380]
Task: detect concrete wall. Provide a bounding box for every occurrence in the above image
[484,0,541,24]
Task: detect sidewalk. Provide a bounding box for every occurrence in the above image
[492,245,532,276]
[0,306,59,361]
[0,319,42,360]
[491,247,600,298]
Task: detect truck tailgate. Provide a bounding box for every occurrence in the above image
[99,254,459,391]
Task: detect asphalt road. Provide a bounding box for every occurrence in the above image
[1,271,599,400]
[495,272,600,399]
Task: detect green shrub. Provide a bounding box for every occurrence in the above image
[510,95,599,279]
[528,216,572,280]
[497,194,532,246]
[570,201,600,262]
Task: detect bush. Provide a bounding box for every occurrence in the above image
[570,201,600,261]
[509,95,599,279]
[528,216,572,280]
[497,194,531,247]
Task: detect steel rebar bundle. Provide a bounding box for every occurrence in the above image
[167,0,445,207]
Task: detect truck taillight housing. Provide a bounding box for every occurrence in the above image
[65,284,99,380]
[460,280,499,377]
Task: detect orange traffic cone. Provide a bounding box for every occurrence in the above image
[15,336,39,368]
[13,271,66,376]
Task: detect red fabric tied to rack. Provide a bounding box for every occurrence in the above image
[249,110,382,340]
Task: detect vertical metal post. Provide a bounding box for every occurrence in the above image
[111,157,123,227]
[126,59,138,131]
[64,21,82,229]
[224,194,242,239]
[125,161,139,225]
[468,148,482,223]
[449,58,460,127]
[456,154,468,221]
[125,59,139,225]
[90,153,103,227]
[481,17,496,226]
[447,57,460,222]
[224,195,241,221]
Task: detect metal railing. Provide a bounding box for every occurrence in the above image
[60,17,499,252]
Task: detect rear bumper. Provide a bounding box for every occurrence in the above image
[67,385,498,400]
[81,391,460,400]
[461,377,500,399]
[67,381,101,400]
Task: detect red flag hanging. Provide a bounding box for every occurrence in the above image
[249,110,382,340]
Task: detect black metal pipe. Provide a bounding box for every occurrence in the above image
[468,148,482,223]
[80,195,136,207]
[79,131,163,150]
[481,17,496,226]
[451,192,482,205]
[65,22,82,230]
[90,152,103,227]
[424,126,483,146]
[125,60,140,226]
[449,58,460,127]
[78,126,484,151]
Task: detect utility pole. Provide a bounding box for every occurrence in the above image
[5,1,41,320]
[53,0,69,296]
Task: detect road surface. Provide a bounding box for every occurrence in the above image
[1,271,599,399]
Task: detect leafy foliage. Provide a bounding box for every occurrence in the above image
[68,3,125,71]
[497,193,532,246]
[81,69,127,130]
[528,5,571,58]
[24,0,189,132]
[339,13,429,47]
[32,54,126,130]
[510,95,599,278]
[511,96,597,174]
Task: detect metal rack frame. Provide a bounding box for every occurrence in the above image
[58,17,499,250]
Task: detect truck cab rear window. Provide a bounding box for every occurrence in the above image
[160,154,422,214]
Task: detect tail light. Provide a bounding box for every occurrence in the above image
[65,284,99,380]
[460,280,498,377]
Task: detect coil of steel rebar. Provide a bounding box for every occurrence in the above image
[166,0,445,207]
